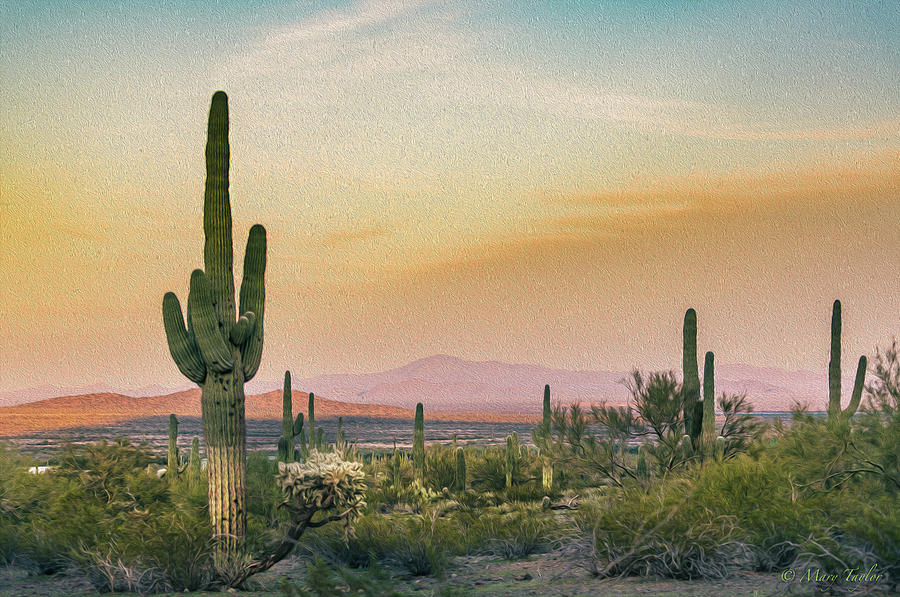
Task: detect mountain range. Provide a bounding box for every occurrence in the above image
[2,354,840,414]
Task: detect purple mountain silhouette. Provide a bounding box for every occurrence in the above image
[3,354,848,412]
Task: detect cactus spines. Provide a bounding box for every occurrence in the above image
[161,91,267,558]
[702,351,716,459]
[454,447,466,492]
[682,309,701,441]
[828,300,868,421]
[413,403,425,485]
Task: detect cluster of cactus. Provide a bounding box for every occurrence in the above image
[413,403,425,485]
[828,300,867,422]
[278,371,305,463]
[162,91,267,554]
[682,309,726,461]
[505,432,520,488]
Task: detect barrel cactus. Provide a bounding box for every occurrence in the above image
[161,91,266,561]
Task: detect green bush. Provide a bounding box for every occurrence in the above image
[425,444,457,492]
[690,455,821,570]
[574,478,749,579]
[280,557,402,596]
[299,509,463,577]
[465,508,562,558]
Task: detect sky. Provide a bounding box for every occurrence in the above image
[1,0,898,394]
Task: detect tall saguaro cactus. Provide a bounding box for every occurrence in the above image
[413,403,425,486]
[162,91,266,561]
[827,300,867,422]
[702,352,716,459]
[682,309,701,442]
[541,384,553,491]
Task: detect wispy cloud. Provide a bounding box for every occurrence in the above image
[230,1,900,146]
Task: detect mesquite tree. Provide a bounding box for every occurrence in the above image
[162,91,266,563]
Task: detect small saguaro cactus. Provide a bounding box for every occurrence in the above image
[189,436,202,486]
[505,432,520,489]
[307,392,316,451]
[636,444,649,481]
[828,300,868,422]
[413,403,425,486]
[454,447,466,492]
[161,91,267,558]
[168,414,182,477]
[279,371,305,463]
[702,351,716,460]
[683,309,702,442]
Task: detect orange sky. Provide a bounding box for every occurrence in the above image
[1,1,898,393]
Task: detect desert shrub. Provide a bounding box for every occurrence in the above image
[574,479,749,579]
[793,489,900,593]
[468,445,534,492]
[465,508,562,558]
[299,508,463,577]
[690,455,819,570]
[424,444,457,492]
[0,440,217,589]
[280,557,402,596]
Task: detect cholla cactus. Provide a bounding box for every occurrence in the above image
[276,451,367,524]
[232,451,368,586]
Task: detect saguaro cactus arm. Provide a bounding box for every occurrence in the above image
[843,356,867,419]
[188,270,235,373]
[239,225,266,380]
[162,293,206,383]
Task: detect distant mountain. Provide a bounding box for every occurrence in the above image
[0,389,419,437]
[1,354,844,417]
[290,355,837,414]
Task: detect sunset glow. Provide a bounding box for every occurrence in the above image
[1,1,898,394]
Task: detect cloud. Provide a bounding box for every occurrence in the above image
[227,1,900,144]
